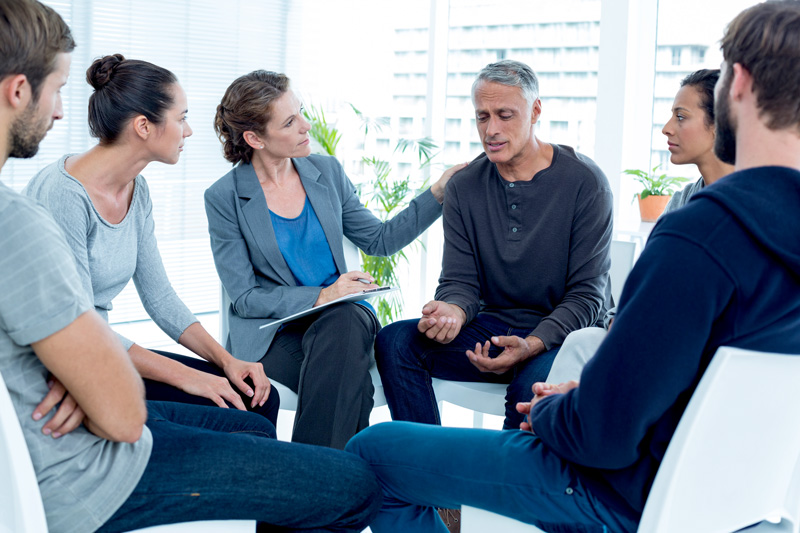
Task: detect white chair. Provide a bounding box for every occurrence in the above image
[431,378,507,428]
[0,370,254,533]
[462,346,800,532]
[218,237,387,414]
[434,240,638,428]
[609,239,637,305]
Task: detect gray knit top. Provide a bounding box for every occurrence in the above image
[24,155,198,349]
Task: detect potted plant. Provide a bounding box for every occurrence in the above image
[304,104,439,326]
[624,165,689,222]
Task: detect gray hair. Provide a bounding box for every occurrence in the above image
[471,60,539,106]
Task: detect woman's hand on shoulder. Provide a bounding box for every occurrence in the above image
[315,271,377,307]
[430,162,469,203]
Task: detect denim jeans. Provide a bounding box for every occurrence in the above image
[144,350,281,428]
[98,401,381,532]
[375,314,559,429]
[346,422,637,533]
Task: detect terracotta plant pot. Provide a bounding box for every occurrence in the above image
[637,194,671,222]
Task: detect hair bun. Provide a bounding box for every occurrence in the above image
[87,54,125,90]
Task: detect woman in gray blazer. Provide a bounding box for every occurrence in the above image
[206,70,464,449]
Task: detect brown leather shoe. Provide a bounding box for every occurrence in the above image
[437,508,461,533]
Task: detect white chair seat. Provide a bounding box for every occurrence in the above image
[461,506,545,532]
[431,378,506,417]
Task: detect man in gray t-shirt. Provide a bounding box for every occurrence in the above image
[0,4,152,531]
[0,183,152,533]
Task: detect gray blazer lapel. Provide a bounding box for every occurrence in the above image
[234,164,296,286]
[294,158,348,275]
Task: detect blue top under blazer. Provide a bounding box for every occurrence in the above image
[204,154,443,362]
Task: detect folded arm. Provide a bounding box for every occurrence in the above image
[32,310,147,443]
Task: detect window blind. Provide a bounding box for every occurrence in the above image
[4,0,294,325]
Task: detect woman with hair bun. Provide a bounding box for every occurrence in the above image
[25,54,279,428]
[206,70,465,449]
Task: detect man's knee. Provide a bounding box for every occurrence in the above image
[346,422,404,462]
[375,319,422,366]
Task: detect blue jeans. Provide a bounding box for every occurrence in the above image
[346,422,637,533]
[144,350,281,428]
[98,401,381,532]
[375,314,559,428]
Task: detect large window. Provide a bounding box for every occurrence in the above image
[4,0,295,329]
[4,0,764,347]
[650,0,760,180]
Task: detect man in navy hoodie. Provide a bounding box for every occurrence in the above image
[347,1,800,531]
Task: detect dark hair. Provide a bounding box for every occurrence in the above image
[86,54,178,144]
[680,69,720,129]
[214,70,290,165]
[721,0,800,131]
[0,0,75,99]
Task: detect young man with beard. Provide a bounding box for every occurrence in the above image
[347,2,800,531]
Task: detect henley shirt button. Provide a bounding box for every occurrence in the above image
[511,204,517,209]
[509,183,515,188]
[565,488,574,495]
[512,227,518,233]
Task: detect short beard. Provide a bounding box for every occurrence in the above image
[713,74,737,165]
[8,102,49,159]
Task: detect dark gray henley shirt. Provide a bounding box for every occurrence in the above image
[435,144,613,349]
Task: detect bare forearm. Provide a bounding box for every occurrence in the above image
[524,335,546,359]
[33,310,147,443]
[177,322,232,368]
[128,343,199,387]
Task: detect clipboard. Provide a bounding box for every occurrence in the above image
[259,286,399,329]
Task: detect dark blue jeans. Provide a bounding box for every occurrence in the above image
[144,350,280,428]
[375,314,559,429]
[98,401,381,532]
[347,422,637,533]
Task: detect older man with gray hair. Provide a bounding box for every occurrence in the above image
[376,59,613,429]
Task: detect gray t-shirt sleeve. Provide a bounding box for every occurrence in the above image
[0,195,92,346]
[131,188,198,343]
[2,184,152,533]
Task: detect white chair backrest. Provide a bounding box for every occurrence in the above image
[342,237,361,273]
[609,239,636,305]
[0,370,49,533]
[640,346,800,533]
